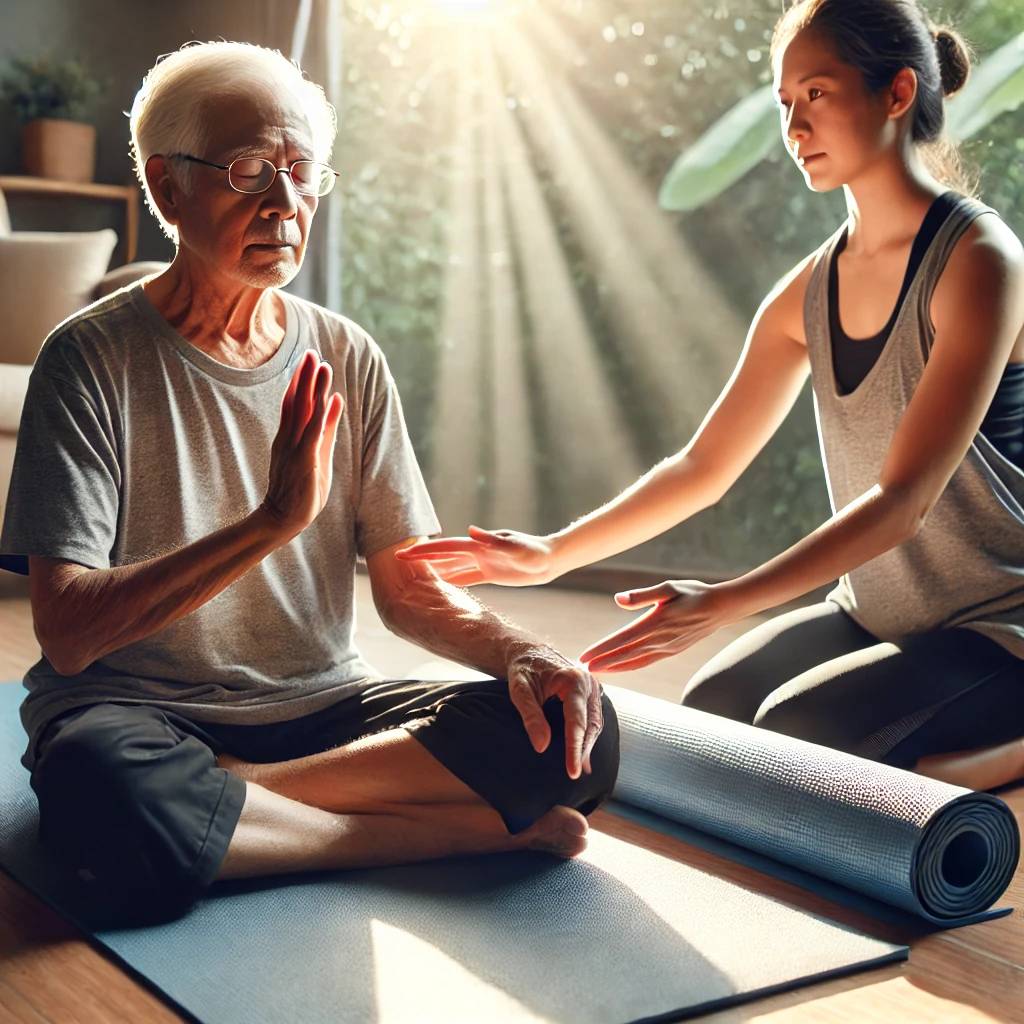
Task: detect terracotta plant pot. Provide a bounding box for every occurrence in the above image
[20,119,96,183]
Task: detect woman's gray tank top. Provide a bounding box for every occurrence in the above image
[804,194,1024,659]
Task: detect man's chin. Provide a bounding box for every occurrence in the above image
[236,251,302,288]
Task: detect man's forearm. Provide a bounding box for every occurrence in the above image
[378,577,556,678]
[36,506,288,675]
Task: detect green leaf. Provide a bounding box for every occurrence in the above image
[947,31,1024,140]
[658,85,781,211]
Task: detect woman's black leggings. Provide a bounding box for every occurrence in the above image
[680,600,1024,769]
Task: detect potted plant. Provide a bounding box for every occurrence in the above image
[0,56,103,183]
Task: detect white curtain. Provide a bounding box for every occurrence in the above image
[284,0,344,313]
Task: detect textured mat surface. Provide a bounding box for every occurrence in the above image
[0,683,906,1024]
[608,686,1020,925]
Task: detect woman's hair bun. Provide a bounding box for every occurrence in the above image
[933,26,971,97]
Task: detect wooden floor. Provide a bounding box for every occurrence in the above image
[0,573,1022,1023]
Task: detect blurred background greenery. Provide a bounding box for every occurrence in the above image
[336,0,1024,579]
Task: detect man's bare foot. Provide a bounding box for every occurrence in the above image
[517,806,589,859]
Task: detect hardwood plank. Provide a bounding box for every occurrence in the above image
[0,870,180,1024]
[0,975,51,1024]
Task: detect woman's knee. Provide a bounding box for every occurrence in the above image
[752,684,853,751]
[680,662,753,722]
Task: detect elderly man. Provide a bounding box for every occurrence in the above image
[0,41,618,920]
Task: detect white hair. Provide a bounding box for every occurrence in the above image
[129,40,337,242]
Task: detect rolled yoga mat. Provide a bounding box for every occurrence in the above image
[0,681,911,1024]
[606,685,1020,926]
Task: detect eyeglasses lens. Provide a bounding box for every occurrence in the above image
[228,158,334,197]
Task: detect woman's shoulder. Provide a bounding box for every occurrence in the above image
[758,230,844,345]
[954,202,1023,263]
[933,201,1024,342]
[933,203,1024,322]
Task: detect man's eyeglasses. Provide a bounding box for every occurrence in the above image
[169,154,340,198]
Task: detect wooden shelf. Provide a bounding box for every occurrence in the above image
[0,175,139,264]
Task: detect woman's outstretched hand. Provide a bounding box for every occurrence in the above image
[395,525,558,587]
[580,580,741,672]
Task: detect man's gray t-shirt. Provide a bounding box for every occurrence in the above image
[1,283,441,768]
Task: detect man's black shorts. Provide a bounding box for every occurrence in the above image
[30,677,620,920]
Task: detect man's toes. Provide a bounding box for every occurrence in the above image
[522,806,590,859]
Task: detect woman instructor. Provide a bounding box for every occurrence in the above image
[401,0,1024,791]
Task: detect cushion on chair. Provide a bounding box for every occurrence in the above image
[0,364,32,435]
[0,229,117,365]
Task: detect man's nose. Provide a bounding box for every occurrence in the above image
[259,169,300,219]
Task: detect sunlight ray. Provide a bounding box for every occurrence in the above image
[430,28,487,530]
[483,43,643,516]
[477,46,539,528]
[500,19,743,439]
[528,5,746,379]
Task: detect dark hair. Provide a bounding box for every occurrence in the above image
[771,0,977,194]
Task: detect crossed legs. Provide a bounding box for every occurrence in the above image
[30,684,619,921]
[218,728,590,880]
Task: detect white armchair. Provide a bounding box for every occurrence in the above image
[0,186,167,532]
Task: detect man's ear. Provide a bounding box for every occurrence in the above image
[144,154,181,228]
[888,67,918,121]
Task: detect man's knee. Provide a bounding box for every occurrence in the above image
[31,704,228,923]
[33,704,140,800]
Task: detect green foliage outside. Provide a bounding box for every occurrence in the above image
[336,0,1024,578]
[0,56,103,123]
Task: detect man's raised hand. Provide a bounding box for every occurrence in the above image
[262,349,345,539]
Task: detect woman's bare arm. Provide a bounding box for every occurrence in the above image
[400,254,817,584]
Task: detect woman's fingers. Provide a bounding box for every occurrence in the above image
[420,556,480,578]
[467,524,517,547]
[615,582,678,608]
[587,649,675,673]
[579,606,662,664]
[445,568,485,587]
[396,538,481,560]
[582,633,657,670]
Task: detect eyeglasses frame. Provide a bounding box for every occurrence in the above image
[167,153,340,197]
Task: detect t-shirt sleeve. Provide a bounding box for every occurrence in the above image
[0,363,120,574]
[354,343,441,558]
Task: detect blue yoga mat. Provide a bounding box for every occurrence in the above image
[606,686,1020,928]
[0,681,912,1023]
